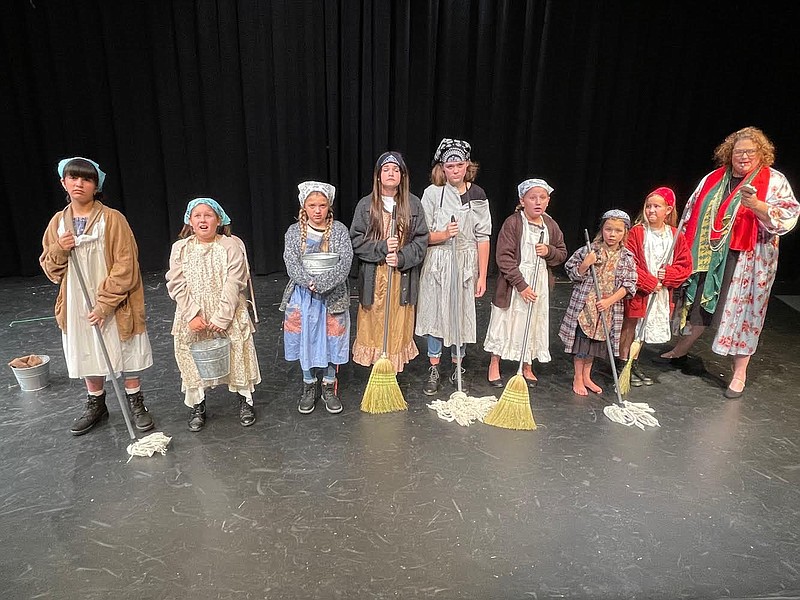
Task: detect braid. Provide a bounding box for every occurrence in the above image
[321,211,333,252]
[299,207,308,254]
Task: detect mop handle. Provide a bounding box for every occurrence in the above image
[247,276,259,324]
[70,250,137,440]
[516,231,545,376]
[634,201,693,340]
[450,216,463,392]
[583,230,624,407]
[380,207,397,357]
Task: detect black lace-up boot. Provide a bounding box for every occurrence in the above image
[126,390,154,432]
[70,392,109,436]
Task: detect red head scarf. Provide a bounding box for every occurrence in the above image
[648,186,676,207]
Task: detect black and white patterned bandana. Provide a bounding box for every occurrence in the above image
[432,138,471,165]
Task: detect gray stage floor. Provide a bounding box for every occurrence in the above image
[1,273,799,600]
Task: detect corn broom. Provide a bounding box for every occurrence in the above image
[484,231,544,430]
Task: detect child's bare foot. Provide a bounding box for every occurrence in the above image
[522,364,537,382]
[488,363,501,381]
[572,383,588,396]
[585,378,602,394]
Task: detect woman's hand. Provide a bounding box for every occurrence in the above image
[534,243,549,257]
[386,236,399,253]
[740,185,759,208]
[386,251,398,267]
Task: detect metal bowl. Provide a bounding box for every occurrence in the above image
[302,252,340,274]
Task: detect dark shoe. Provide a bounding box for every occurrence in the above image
[126,390,155,432]
[321,382,343,414]
[423,365,441,396]
[298,382,317,414]
[631,360,653,386]
[524,377,538,389]
[188,401,206,432]
[70,393,109,436]
[487,377,504,388]
[629,368,643,387]
[654,353,687,367]
[723,378,745,399]
[238,396,256,426]
[449,365,466,387]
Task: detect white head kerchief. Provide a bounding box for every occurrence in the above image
[517,178,554,198]
[298,181,336,206]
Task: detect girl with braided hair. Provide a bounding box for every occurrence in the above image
[281,182,353,414]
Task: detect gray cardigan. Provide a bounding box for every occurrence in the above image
[350,194,429,307]
[280,220,353,314]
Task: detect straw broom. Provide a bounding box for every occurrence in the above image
[483,231,545,430]
[618,204,692,395]
[361,207,407,413]
[70,248,172,457]
[618,295,654,395]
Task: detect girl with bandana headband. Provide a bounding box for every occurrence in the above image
[618,187,692,387]
[40,157,156,436]
[483,179,567,388]
[166,198,261,431]
[350,151,429,373]
[415,138,492,394]
[558,210,638,396]
[280,182,353,414]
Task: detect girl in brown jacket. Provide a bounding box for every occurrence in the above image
[40,157,155,436]
[483,179,567,387]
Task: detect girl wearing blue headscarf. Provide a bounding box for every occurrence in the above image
[166,198,261,431]
[40,157,156,437]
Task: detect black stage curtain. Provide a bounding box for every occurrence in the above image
[2,1,799,289]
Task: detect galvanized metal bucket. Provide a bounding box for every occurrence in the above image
[190,338,231,380]
[10,355,51,391]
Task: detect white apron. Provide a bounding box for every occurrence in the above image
[60,215,152,379]
[483,213,551,363]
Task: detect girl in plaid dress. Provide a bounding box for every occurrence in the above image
[558,210,637,396]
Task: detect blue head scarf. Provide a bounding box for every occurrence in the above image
[183,197,231,226]
[57,157,106,191]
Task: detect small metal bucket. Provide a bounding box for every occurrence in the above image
[190,338,231,380]
[10,355,51,391]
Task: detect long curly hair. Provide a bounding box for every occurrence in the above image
[714,126,775,168]
[366,152,411,245]
[298,193,334,253]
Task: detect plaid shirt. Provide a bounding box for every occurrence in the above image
[558,244,637,356]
